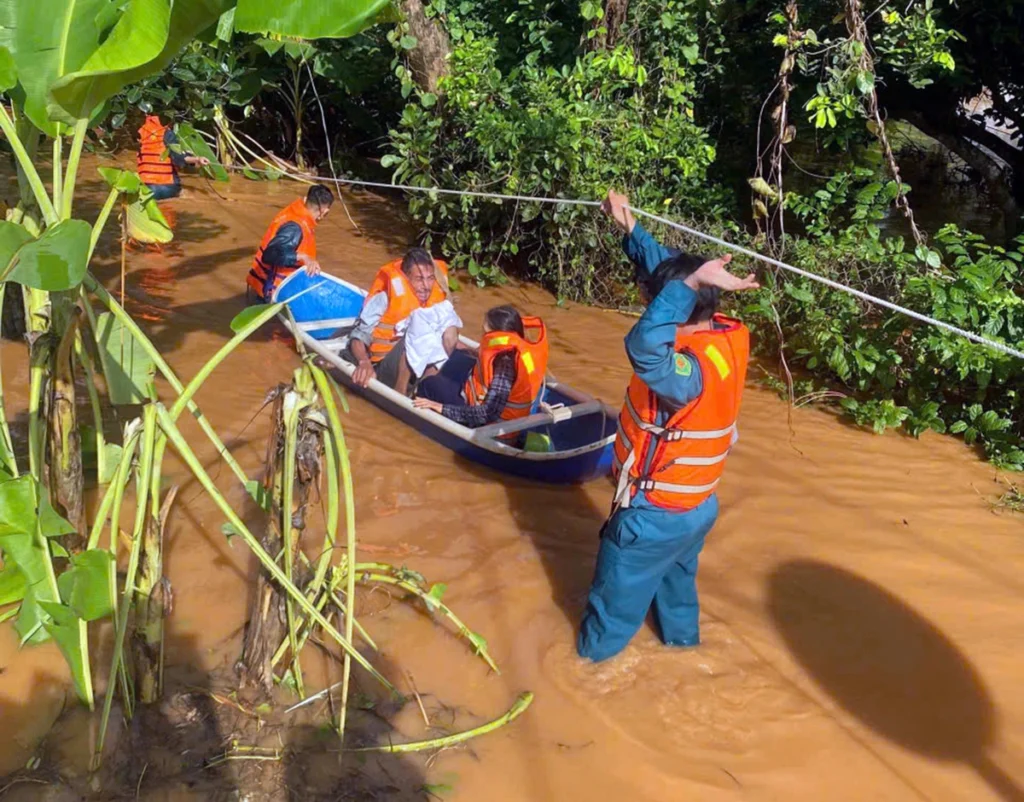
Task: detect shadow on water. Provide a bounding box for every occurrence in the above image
[498,469,612,632]
[768,559,1024,802]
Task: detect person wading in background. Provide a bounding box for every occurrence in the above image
[136,114,209,201]
[577,190,759,662]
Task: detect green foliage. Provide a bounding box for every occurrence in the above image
[385,0,724,302]
[95,311,157,404]
[874,3,963,89]
[744,172,1024,469]
[233,0,393,39]
[1,219,91,290]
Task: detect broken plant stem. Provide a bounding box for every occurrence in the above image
[155,404,395,693]
[355,566,500,674]
[354,692,534,753]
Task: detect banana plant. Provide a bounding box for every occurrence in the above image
[0,0,393,707]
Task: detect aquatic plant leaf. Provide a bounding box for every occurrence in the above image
[57,549,114,621]
[0,223,32,280]
[98,166,143,194]
[234,0,394,39]
[0,45,15,91]
[425,582,447,610]
[230,303,272,333]
[0,475,59,644]
[1,219,90,290]
[0,474,36,537]
[126,198,173,244]
[38,487,76,538]
[39,601,91,703]
[244,479,272,511]
[0,560,27,606]
[176,122,230,182]
[95,311,157,404]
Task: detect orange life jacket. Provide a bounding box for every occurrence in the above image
[247,199,318,300]
[366,258,450,363]
[137,116,176,186]
[612,315,750,511]
[464,317,549,423]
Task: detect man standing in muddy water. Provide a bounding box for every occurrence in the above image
[577,190,759,662]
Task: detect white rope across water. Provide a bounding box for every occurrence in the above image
[217,162,1024,361]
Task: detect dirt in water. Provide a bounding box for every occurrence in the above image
[2,165,1024,801]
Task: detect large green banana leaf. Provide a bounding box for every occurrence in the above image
[2,0,396,133]
[233,0,395,38]
[49,0,232,125]
[0,0,115,134]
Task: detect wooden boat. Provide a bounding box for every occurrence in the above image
[273,270,617,484]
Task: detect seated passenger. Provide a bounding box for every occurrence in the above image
[247,185,334,303]
[347,248,451,393]
[413,305,549,430]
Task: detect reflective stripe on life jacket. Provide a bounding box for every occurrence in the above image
[137,116,176,186]
[464,317,549,424]
[366,258,450,363]
[612,314,749,511]
[247,199,318,300]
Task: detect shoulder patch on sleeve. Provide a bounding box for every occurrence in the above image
[674,353,693,377]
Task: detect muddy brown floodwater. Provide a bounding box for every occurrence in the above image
[2,163,1024,801]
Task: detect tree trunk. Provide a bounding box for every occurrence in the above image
[402,0,451,94]
[586,0,629,50]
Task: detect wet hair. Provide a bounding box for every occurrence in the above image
[638,251,720,324]
[401,246,435,275]
[305,184,334,209]
[485,304,525,337]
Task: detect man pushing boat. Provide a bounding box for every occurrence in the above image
[247,185,335,303]
[577,190,759,662]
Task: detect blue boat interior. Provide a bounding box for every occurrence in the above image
[276,270,616,454]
